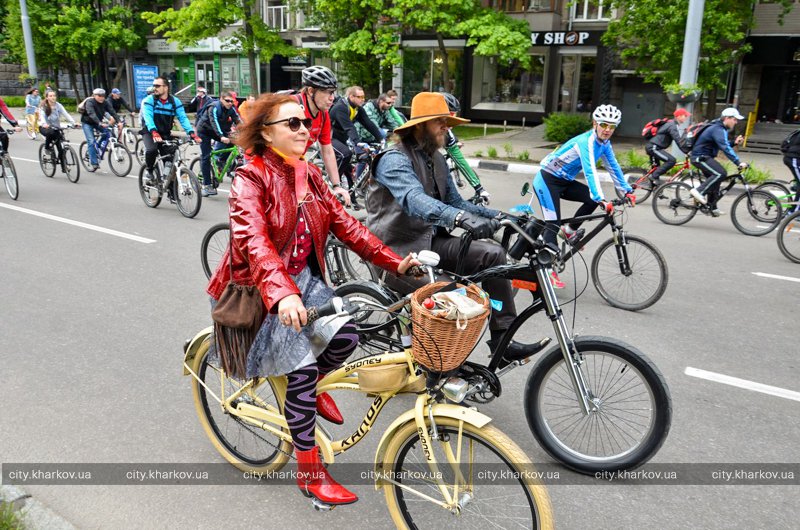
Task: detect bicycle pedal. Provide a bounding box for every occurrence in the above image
[311,498,335,511]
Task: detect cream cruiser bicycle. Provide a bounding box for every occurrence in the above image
[183,297,553,528]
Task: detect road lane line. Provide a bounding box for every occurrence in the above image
[0,203,156,244]
[752,272,800,283]
[685,367,800,402]
[12,156,40,164]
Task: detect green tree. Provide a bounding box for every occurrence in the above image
[603,0,796,116]
[142,0,298,94]
[2,1,152,98]
[299,0,531,91]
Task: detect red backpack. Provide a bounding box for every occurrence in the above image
[641,118,671,139]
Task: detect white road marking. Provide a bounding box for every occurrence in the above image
[685,367,800,402]
[11,156,39,164]
[752,272,800,283]
[0,203,156,244]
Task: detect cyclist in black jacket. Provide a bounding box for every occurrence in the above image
[329,86,385,201]
[81,88,121,170]
[645,108,691,182]
[196,91,241,197]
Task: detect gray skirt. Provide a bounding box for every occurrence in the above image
[239,266,350,377]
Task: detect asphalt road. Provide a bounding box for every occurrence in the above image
[1,132,798,529]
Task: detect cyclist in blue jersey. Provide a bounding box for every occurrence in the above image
[532,104,635,288]
[140,75,200,184]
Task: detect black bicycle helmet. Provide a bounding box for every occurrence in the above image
[302,65,338,89]
[439,92,460,114]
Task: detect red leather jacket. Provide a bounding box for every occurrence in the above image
[206,148,402,312]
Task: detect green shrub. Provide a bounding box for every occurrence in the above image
[474,150,483,158]
[0,502,25,530]
[518,150,530,161]
[503,143,513,156]
[720,161,772,184]
[542,113,592,143]
[2,95,76,108]
[618,149,651,170]
[487,146,498,158]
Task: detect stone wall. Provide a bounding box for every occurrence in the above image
[0,59,31,95]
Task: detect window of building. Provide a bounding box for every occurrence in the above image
[472,54,547,111]
[400,49,464,106]
[558,54,596,112]
[489,0,554,11]
[571,0,610,21]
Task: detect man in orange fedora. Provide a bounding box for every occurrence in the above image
[366,92,549,366]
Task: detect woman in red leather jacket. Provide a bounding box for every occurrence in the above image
[207,93,419,507]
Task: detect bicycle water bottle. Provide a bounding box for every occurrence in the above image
[163,159,174,180]
[98,136,109,157]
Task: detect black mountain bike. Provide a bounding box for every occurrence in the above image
[651,168,782,236]
[337,218,672,475]
[39,126,81,183]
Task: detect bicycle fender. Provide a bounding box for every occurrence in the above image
[182,326,213,376]
[372,404,492,490]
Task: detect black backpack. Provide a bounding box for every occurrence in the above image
[780,129,800,155]
[681,120,712,150]
[642,118,671,140]
[195,96,218,125]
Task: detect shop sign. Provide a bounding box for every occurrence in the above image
[531,31,601,46]
[288,56,307,65]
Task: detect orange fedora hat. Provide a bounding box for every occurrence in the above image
[394,92,470,132]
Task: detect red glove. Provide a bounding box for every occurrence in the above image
[191,133,201,144]
[601,201,614,215]
[624,193,637,207]
[151,131,163,142]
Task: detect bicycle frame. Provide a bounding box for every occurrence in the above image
[182,339,490,509]
[208,145,241,183]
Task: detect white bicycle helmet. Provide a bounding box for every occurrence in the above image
[592,104,622,125]
[302,65,338,89]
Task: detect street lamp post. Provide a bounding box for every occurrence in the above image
[19,0,38,83]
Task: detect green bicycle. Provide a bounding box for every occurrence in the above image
[755,180,799,219]
[189,144,244,190]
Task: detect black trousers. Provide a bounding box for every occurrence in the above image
[534,171,599,247]
[692,156,727,207]
[331,138,353,187]
[141,131,171,172]
[0,131,8,152]
[783,156,800,212]
[645,144,676,179]
[41,127,64,158]
[380,235,516,331]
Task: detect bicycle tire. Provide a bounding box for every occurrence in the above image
[524,336,671,474]
[190,336,292,473]
[651,181,697,225]
[731,190,782,236]
[334,280,403,359]
[39,144,57,178]
[340,246,379,283]
[1,155,19,200]
[63,145,80,184]
[590,234,668,311]
[201,223,230,279]
[189,156,201,179]
[78,141,98,172]
[755,181,791,216]
[135,138,146,166]
[777,210,800,264]
[108,142,133,177]
[174,166,202,218]
[138,164,162,208]
[615,168,653,203]
[382,418,554,529]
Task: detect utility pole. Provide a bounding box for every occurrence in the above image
[19,0,38,83]
[677,0,705,117]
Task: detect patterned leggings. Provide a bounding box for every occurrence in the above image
[284,323,359,451]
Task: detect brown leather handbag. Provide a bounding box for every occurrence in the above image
[211,226,265,379]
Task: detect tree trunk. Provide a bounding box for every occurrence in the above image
[79,62,89,99]
[241,1,259,94]
[706,87,718,119]
[436,33,448,92]
[68,66,79,101]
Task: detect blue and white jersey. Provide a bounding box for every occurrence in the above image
[539,130,630,202]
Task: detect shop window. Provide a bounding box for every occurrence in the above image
[473,54,546,110]
[571,0,610,21]
[558,54,595,112]
[401,49,464,106]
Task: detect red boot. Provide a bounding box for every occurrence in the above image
[317,374,344,424]
[295,447,358,505]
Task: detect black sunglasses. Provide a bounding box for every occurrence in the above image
[263,116,313,132]
[223,99,234,103]
[152,84,165,88]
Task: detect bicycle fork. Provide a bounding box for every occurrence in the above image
[535,263,594,415]
[612,230,633,276]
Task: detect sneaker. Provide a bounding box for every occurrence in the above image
[201,185,211,197]
[710,208,724,217]
[143,170,155,186]
[206,185,218,196]
[488,337,552,370]
[550,271,565,289]
[689,187,707,205]
[90,163,101,171]
[559,227,585,246]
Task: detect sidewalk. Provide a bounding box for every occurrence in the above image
[458,124,790,181]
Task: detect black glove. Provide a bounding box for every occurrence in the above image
[456,212,500,240]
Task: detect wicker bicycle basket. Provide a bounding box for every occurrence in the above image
[410,282,490,372]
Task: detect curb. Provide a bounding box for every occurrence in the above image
[0,485,77,530]
[465,157,616,183]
